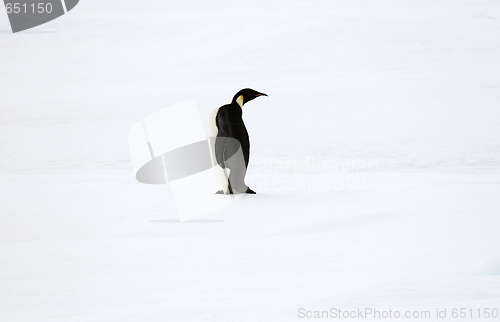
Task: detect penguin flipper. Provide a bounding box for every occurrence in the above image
[215,136,241,168]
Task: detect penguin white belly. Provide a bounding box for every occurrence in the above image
[207,107,230,193]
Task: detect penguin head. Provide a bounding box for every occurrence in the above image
[232,88,267,108]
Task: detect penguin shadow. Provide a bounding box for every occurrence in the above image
[149,219,224,224]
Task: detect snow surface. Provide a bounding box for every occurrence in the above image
[1,0,500,321]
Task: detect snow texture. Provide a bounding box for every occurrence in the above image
[1,0,500,321]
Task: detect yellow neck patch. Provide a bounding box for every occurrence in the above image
[236,95,244,108]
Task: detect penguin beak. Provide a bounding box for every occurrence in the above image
[255,93,267,97]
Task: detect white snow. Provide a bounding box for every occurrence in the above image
[1,0,500,321]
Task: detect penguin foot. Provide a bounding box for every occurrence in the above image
[216,189,255,194]
[245,188,256,194]
[215,190,234,195]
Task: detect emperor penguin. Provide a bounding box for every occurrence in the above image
[207,88,267,194]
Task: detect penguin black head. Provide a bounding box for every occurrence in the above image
[231,88,267,108]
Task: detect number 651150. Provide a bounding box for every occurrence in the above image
[5,3,53,14]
